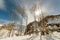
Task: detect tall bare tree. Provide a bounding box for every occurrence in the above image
[29,4,39,34]
[16,5,26,35]
[30,4,37,21]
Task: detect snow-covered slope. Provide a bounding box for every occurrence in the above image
[0,35,32,40]
[0,32,60,40]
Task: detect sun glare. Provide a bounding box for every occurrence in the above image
[35,8,41,16]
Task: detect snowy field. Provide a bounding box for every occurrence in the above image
[0,32,60,40]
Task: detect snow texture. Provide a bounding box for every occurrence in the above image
[0,32,60,40]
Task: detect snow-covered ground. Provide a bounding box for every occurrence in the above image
[0,35,32,40]
[0,29,10,39]
[0,32,60,40]
[0,28,60,40]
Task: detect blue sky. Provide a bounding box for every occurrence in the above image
[0,0,19,22]
[0,0,60,23]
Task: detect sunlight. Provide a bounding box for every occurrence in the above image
[35,8,41,16]
[34,5,41,16]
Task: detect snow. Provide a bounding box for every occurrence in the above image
[52,32,60,40]
[0,29,60,40]
[0,35,32,40]
[0,29,10,39]
[0,24,3,28]
[0,24,3,26]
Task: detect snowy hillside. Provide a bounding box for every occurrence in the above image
[0,32,60,40]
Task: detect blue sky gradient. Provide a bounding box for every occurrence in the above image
[0,0,60,23]
[0,0,19,22]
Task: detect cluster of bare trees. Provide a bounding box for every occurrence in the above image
[15,3,44,35]
[16,5,26,35]
[9,2,60,36]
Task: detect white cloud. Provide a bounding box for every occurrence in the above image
[0,0,5,9]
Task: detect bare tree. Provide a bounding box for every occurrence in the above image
[30,4,37,21]
[16,5,26,35]
[16,6,28,35]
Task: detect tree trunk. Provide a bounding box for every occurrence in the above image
[19,17,23,36]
